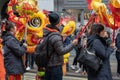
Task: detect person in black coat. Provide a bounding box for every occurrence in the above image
[115,32,120,76]
[87,24,115,80]
[1,22,27,80]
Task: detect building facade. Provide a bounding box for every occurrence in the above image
[54,0,108,25]
[38,0,54,11]
[54,0,108,12]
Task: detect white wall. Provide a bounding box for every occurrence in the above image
[38,0,54,11]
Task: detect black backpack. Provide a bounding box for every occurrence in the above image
[34,33,60,68]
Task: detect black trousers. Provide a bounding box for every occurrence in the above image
[45,65,62,80]
[73,47,82,67]
[72,51,79,65]
[116,51,120,74]
[25,53,34,68]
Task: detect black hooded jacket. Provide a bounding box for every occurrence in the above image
[43,24,74,67]
[2,32,27,74]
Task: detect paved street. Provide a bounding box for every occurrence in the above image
[23,72,87,80]
[24,51,120,80]
[23,50,120,80]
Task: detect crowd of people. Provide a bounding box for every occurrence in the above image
[0,11,120,80]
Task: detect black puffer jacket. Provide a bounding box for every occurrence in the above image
[2,32,27,75]
[44,25,74,67]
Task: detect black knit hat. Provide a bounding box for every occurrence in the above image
[48,12,60,25]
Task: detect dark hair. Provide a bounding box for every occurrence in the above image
[5,21,15,31]
[89,24,97,35]
[90,24,104,35]
[1,21,15,37]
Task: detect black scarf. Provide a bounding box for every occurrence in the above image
[96,35,107,46]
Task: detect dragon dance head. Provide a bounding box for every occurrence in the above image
[16,0,38,16]
[7,0,76,53]
[27,11,47,45]
[15,11,48,53]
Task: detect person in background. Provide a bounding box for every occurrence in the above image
[71,26,87,74]
[77,36,87,75]
[25,53,34,70]
[115,30,120,77]
[63,36,71,71]
[1,22,27,80]
[71,26,83,70]
[62,34,71,75]
[87,24,115,80]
